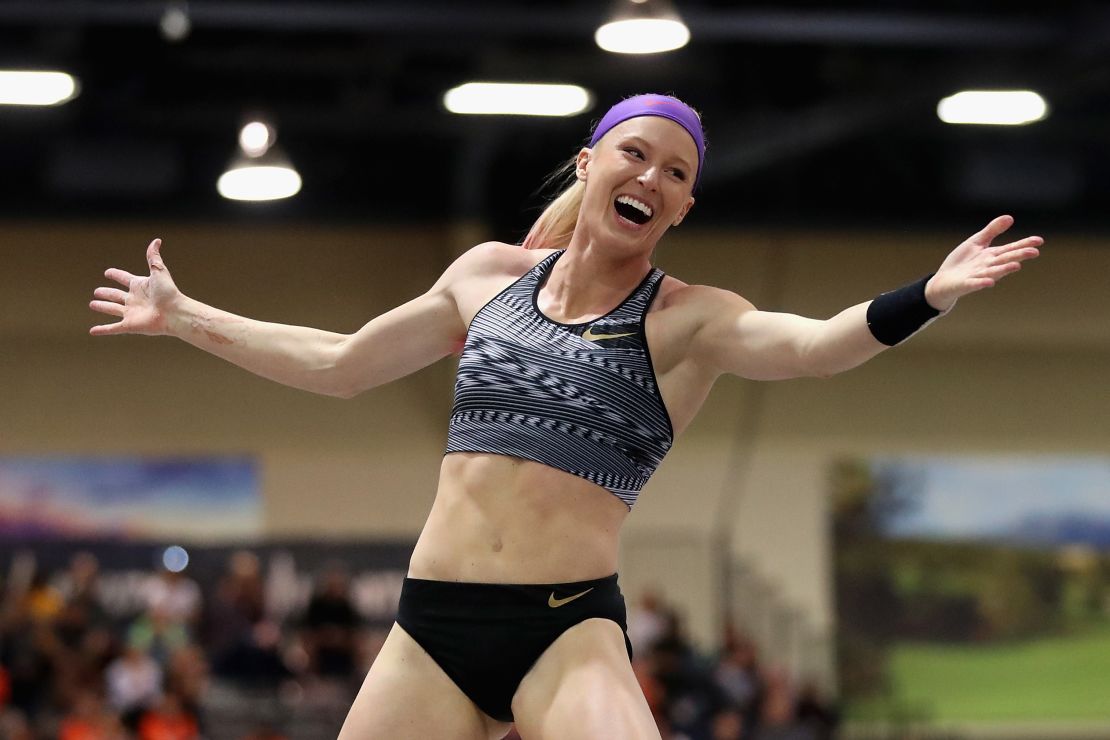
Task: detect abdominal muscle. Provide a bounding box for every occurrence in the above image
[408,451,630,584]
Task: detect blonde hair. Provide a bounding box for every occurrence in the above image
[520,154,584,250]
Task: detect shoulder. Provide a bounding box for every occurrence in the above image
[440,241,553,285]
[654,275,756,323]
[644,276,758,372]
[435,242,557,320]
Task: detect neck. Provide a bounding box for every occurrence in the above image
[542,228,653,322]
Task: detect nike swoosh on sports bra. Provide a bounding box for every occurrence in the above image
[445,250,674,509]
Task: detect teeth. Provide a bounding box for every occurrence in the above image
[616,195,653,218]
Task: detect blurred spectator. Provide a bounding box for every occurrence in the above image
[44,553,109,710]
[144,569,202,631]
[128,607,190,667]
[214,619,290,687]
[2,618,59,718]
[0,708,36,740]
[52,553,109,626]
[58,690,126,740]
[239,722,289,740]
[653,610,718,737]
[628,588,670,655]
[750,669,814,740]
[104,641,162,730]
[205,551,270,676]
[795,680,839,740]
[301,563,360,680]
[164,645,209,720]
[23,572,64,625]
[62,626,118,704]
[714,625,764,726]
[137,692,199,740]
[53,553,111,657]
[711,707,745,740]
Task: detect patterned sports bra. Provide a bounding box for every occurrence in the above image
[445,250,674,508]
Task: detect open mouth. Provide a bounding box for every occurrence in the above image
[613,195,653,226]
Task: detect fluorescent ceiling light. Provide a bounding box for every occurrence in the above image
[444,83,592,116]
[0,70,79,106]
[159,2,191,42]
[595,0,689,54]
[595,18,690,54]
[937,90,1048,126]
[239,121,274,156]
[217,165,302,201]
[220,117,300,201]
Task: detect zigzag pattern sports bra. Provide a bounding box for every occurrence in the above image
[445,250,674,508]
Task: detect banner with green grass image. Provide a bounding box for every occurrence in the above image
[833,456,1110,735]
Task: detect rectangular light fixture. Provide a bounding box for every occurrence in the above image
[444,83,591,117]
[937,90,1048,126]
[0,70,79,106]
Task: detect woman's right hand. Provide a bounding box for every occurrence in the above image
[89,238,182,337]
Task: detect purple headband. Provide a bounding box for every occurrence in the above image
[588,94,705,188]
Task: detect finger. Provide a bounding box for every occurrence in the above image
[105,268,137,288]
[89,300,125,317]
[146,238,165,272]
[994,236,1043,258]
[89,321,125,337]
[93,287,128,303]
[1008,247,1040,263]
[976,214,1015,243]
[980,262,1022,281]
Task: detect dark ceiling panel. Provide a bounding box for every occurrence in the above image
[0,0,1104,230]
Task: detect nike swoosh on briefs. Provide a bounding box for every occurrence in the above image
[548,587,594,608]
[582,327,635,342]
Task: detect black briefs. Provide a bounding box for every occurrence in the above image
[395,573,633,723]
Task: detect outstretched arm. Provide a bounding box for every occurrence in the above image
[90,239,468,398]
[693,215,1042,381]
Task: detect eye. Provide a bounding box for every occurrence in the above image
[623,147,644,159]
[668,168,687,181]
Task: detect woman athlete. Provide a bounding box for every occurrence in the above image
[90,94,1042,739]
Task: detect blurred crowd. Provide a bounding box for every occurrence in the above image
[0,551,367,740]
[621,591,838,740]
[0,552,837,739]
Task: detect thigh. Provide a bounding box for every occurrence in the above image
[511,618,662,740]
[339,623,512,740]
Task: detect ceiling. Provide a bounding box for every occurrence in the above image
[1,0,1107,236]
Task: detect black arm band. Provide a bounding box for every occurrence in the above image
[866,273,942,346]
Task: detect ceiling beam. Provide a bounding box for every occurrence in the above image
[0,2,1065,49]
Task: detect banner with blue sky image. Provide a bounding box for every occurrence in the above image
[0,456,260,542]
[834,455,1110,725]
[883,457,1110,547]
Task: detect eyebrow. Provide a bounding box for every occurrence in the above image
[621,135,695,173]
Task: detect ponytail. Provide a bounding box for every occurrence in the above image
[520,156,585,250]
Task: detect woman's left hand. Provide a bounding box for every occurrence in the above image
[925,215,1043,312]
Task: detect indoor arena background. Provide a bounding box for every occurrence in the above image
[1,2,1108,739]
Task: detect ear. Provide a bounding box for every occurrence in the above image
[575,147,592,181]
[672,197,695,226]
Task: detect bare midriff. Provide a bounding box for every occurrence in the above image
[408,451,630,585]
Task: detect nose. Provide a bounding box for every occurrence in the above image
[637,165,661,191]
